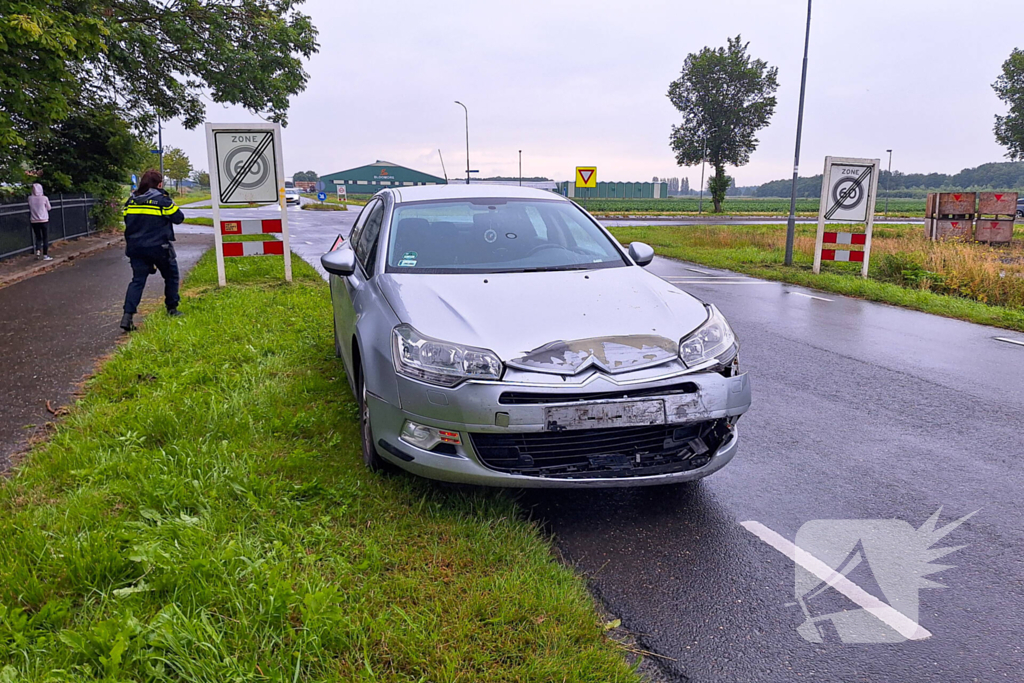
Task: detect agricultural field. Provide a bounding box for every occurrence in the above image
[574,196,926,217]
[607,222,1024,330]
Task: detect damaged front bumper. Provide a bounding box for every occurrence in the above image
[368,363,752,488]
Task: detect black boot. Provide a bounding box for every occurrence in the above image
[167,308,183,317]
[120,313,135,332]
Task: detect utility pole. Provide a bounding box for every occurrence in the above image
[519,150,522,186]
[157,115,165,178]
[784,0,813,266]
[884,149,893,218]
[454,101,470,184]
[698,129,709,215]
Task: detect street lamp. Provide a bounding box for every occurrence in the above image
[884,149,893,218]
[519,150,522,186]
[454,101,470,185]
[784,0,813,266]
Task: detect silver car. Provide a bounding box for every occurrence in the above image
[321,185,751,488]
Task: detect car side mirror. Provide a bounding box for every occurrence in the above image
[628,242,655,267]
[321,248,356,277]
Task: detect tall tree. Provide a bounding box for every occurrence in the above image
[994,48,1024,159]
[667,36,778,212]
[192,169,210,188]
[0,1,318,183]
[163,147,192,190]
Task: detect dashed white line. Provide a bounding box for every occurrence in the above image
[740,520,932,641]
[788,292,833,302]
[995,337,1024,347]
[685,267,711,274]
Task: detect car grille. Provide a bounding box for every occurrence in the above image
[498,382,699,405]
[470,420,730,479]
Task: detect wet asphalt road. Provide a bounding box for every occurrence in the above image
[8,204,1022,680]
[0,234,209,471]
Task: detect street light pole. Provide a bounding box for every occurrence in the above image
[519,150,522,186]
[884,149,893,218]
[454,101,470,185]
[698,133,707,215]
[784,0,813,266]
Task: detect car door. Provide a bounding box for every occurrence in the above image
[332,198,382,374]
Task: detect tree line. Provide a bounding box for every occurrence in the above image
[753,161,1024,198]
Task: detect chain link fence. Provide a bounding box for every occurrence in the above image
[0,193,100,261]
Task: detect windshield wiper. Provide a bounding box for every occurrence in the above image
[509,265,591,273]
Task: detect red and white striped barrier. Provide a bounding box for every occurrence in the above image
[822,231,867,245]
[820,249,865,262]
[222,240,285,257]
[220,219,282,235]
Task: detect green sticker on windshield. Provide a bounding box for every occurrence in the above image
[403,251,417,260]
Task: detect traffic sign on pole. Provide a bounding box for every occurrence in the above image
[575,166,597,188]
[205,122,292,286]
[317,191,327,202]
[813,156,880,278]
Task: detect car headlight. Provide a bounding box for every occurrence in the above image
[392,324,503,386]
[679,305,738,369]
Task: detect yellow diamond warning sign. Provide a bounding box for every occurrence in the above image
[575,166,597,188]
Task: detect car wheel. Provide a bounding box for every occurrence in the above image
[357,368,390,473]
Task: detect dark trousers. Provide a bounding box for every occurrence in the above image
[123,245,180,314]
[31,222,48,255]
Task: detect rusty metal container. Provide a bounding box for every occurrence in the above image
[933,219,973,240]
[974,219,1014,243]
[977,191,1018,215]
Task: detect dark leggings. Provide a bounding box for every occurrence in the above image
[31,222,48,255]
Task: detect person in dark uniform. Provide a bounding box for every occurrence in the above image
[121,170,185,332]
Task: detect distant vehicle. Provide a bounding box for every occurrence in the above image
[285,180,295,189]
[320,185,751,488]
[1017,197,1023,218]
[285,188,301,205]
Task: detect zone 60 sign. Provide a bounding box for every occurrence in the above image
[213,130,279,204]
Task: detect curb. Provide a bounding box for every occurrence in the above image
[0,234,124,290]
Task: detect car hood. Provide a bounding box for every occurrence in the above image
[377,267,709,372]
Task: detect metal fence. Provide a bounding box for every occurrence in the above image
[0,193,100,261]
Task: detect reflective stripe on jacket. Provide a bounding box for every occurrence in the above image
[123,189,184,256]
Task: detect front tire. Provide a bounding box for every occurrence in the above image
[357,369,390,473]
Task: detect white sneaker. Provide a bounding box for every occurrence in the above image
[35,250,41,258]
[42,255,53,261]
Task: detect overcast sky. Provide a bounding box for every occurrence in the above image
[165,0,1024,187]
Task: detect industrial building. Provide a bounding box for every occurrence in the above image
[557,181,669,199]
[318,161,446,194]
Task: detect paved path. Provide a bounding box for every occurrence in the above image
[0,234,209,471]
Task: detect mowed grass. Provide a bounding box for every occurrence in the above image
[609,223,1024,332]
[0,253,639,682]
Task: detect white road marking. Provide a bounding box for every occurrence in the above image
[788,292,833,302]
[995,337,1024,347]
[685,267,711,274]
[665,279,777,286]
[740,520,932,641]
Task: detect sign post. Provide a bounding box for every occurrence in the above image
[813,156,880,278]
[205,122,292,286]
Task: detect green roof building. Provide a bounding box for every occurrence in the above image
[319,161,447,194]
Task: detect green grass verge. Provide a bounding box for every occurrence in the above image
[0,252,639,682]
[609,224,1024,332]
[176,191,212,206]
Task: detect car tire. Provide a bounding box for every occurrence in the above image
[357,368,391,473]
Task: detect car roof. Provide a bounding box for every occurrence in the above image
[390,184,568,203]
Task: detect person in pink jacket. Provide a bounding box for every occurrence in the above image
[27,183,52,261]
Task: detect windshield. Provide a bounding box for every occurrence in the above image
[385,198,626,273]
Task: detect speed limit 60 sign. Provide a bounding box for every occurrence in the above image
[212,130,279,204]
[205,122,293,286]
[813,156,880,278]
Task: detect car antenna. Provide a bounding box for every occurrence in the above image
[438,149,449,184]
